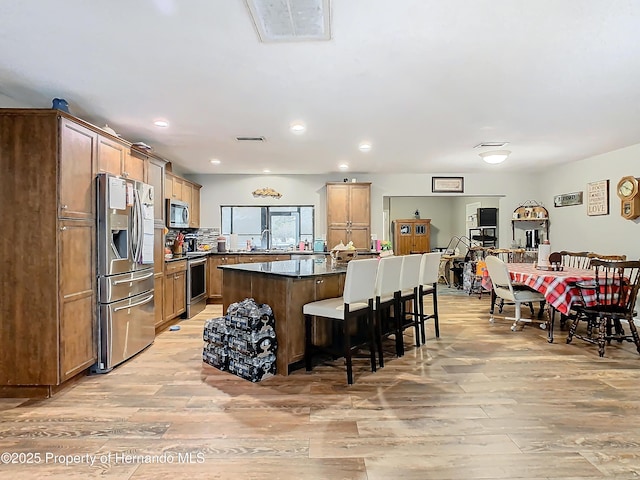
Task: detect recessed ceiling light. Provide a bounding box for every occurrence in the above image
[339,163,349,171]
[358,142,372,152]
[263,168,271,173]
[290,122,306,134]
[210,159,221,165]
[153,120,169,128]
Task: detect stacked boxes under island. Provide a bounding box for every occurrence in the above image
[202,298,277,382]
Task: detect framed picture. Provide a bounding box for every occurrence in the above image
[432,176,464,193]
[587,179,609,216]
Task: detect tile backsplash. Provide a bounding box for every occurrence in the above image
[166,227,220,251]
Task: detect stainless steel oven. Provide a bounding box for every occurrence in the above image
[186,256,207,318]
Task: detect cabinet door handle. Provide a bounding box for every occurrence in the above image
[60,204,68,210]
[316,279,324,284]
[60,226,67,231]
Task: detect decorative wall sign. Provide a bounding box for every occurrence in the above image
[432,176,464,193]
[587,180,609,216]
[553,191,583,207]
[252,187,282,199]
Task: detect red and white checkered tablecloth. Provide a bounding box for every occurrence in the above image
[481,263,597,315]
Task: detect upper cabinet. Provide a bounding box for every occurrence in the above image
[326,182,371,250]
[145,154,166,224]
[59,118,98,220]
[97,135,145,181]
[165,171,202,228]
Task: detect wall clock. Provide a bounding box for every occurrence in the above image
[616,176,640,220]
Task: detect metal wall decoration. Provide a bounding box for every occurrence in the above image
[252,187,282,199]
[586,179,609,216]
[553,191,583,207]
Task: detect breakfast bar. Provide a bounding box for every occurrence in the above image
[220,258,348,375]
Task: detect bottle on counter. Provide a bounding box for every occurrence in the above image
[304,239,310,251]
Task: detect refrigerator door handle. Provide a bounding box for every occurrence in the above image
[113,272,154,285]
[113,294,154,312]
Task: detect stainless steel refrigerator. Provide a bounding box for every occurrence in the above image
[94,173,155,373]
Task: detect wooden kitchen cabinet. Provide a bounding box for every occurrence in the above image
[326,182,371,250]
[165,171,202,227]
[222,268,344,375]
[164,260,187,321]
[153,274,165,328]
[59,218,96,381]
[97,135,145,181]
[0,109,98,396]
[393,218,431,255]
[59,119,97,220]
[165,172,184,200]
[189,184,201,227]
[208,255,238,301]
[144,154,166,224]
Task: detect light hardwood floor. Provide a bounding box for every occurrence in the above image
[2,294,640,479]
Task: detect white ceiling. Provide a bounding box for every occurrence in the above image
[1,0,640,175]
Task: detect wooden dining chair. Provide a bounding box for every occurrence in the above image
[587,252,627,265]
[558,251,591,269]
[566,259,640,357]
[485,256,547,331]
[548,251,591,332]
[303,258,379,385]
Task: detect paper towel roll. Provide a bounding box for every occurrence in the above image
[537,244,551,267]
[229,233,239,252]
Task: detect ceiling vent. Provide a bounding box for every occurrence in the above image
[474,142,509,148]
[236,136,266,142]
[245,0,331,43]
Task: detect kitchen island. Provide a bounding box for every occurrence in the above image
[220,258,349,375]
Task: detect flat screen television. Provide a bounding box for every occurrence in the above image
[477,207,497,227]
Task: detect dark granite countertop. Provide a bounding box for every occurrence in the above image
[218,258,348,278]
[165,250,378,263]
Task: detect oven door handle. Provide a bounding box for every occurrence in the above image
[113,272,154,285]
[114,294,154,312]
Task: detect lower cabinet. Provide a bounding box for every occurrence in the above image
[58,219,96,382]
[208,255,238,301]
[153,273,164,328]
[164,260,187,321]
[208,254,292,302]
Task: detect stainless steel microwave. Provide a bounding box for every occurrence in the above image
[166,199,190,229]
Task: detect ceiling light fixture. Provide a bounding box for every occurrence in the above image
[339,163,349,171]
[479,150,511,164]
[210,159,221,165]
[290,122,306,134]
[153,120,169,127]
[358,142,372,152]
[263,168,271,173]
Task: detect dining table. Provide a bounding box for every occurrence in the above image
[481,262,597,343]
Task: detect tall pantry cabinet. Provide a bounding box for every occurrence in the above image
[0,109,97,397]
[326,182,371,250]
